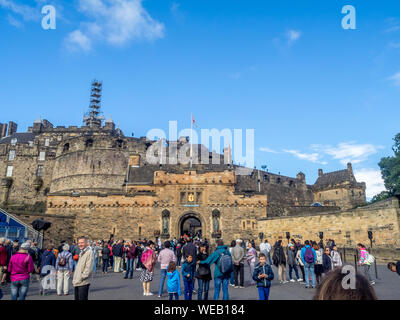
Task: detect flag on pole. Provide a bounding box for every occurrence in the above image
[192,114,197,128]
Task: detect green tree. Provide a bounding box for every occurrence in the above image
[378,133,400,196]
[369,191,391,204]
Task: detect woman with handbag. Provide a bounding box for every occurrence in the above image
[196,244,211,300]
[140,241,157,296]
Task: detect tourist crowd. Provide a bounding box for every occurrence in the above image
[0,234,398,301]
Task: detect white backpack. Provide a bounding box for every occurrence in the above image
[365,252,375,264]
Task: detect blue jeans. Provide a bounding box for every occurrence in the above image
[304,263,316,287]
[125,259,134,278]
[184,280,193,300]
[267,252,272,265]
[94,257,98,272]
[213,276,229,300]
[169,292,179,300]
[197,278,210,300]
[11,279,30,300]
[257,286,270,300]
[158,269,167,295]
[230,270,235,285]
[289,265,299,280]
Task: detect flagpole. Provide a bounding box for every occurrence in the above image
[190,113,193,168]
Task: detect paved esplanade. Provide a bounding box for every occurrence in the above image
[2,264,399,300]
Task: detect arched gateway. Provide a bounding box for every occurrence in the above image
[178,212,202,238]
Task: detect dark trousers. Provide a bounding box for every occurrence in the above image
[177,255,182,266]
[234,264,244,287]
[74,284,90,300]
[197,278,210,300]
[125,259,134,278]
[102,259,109,272]
[136,254,143,269]
[289,264,299,280]
[169,292,179,300]
[299,265,305,280]
[184,280,193,300]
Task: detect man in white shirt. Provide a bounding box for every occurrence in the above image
[263,240,272,265]
[259,241,266,253]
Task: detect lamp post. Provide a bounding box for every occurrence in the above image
[319,231,324,249]
[368,230,378,279]
[286,232,290,244]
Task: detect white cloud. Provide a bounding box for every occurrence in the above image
[0,0,40,25]
[286,29,302,46]
[66,0,164,52]
[384,18,400,33]
[259,147,279,154]
[283,149,322,163]
[170,1,184,21]
[354,168,386,199]
[7,14,23,28]
[65,30,92,52]
[312,142,384,166]
[387,72,400,87]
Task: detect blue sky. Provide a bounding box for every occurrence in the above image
[1,0,400,198]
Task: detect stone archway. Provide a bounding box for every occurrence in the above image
[177,212,204,238]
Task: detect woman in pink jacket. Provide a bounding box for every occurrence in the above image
[8,242,35,300]
[357,243,375,285]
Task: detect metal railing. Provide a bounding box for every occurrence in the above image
[0,208,43,246]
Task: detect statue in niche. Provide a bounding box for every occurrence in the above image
[162,216,169,234]
[213,215,219,232]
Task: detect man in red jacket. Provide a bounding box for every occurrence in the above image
[0,238,8,284]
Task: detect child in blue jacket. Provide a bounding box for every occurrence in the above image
[167,261,181,300]
[182,254,195,300]
[252,253,274,300]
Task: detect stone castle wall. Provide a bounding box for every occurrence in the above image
[0,138,56,206]
[315,185,365,210]
[46,169,267,242]
[258,197,400,261]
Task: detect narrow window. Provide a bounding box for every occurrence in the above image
[38,151,45,161]
[8,150,15,161]
[44,138,50,147]
[6,166,13,177]
[10,138,17,146]
[36,165,44,177]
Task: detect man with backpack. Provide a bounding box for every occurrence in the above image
[300,240,317,288]
[55,244,73,296]
[199,239,233,300]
